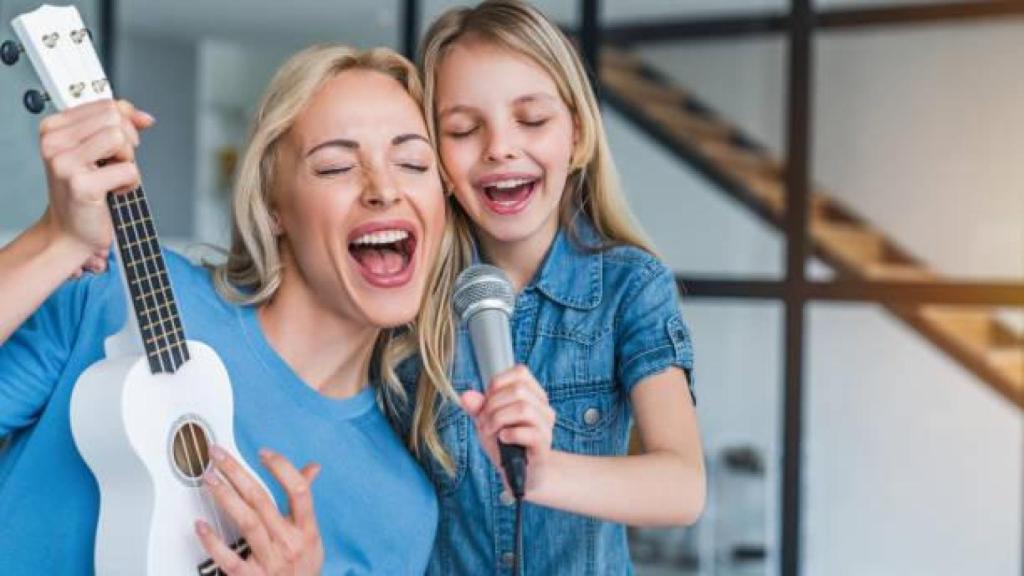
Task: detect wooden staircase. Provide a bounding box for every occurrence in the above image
[600,48,1024,409]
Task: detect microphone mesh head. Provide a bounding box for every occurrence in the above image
[452,264,515,323]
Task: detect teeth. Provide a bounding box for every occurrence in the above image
[488,178,533,190]
[352,229,409,246]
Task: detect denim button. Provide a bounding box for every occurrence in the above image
[500,489,515,506]
[583,407,601,425]
[501,552,515,566]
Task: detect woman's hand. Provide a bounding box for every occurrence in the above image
[460,365,556,497]
[197,446,324,576]
[37,99,154,277]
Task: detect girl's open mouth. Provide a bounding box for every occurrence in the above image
[348,225,418,288]
[479,177,539,215]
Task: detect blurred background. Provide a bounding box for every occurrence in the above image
[1,1,1021,575]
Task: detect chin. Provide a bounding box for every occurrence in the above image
[350,283,423,328]
[477,215,549,245]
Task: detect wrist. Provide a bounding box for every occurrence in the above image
[31,216,94,273]
[523,450,566,505]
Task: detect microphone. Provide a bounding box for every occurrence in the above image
[452,264,527,499]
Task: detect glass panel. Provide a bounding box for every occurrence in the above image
[115,1,401,245]
[804,302,1023,575]
[812,21,1024,282]
[0,0,100,234]
[633,300,784,576]
[612,37,788,279]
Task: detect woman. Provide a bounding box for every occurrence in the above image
[0,44,452,574]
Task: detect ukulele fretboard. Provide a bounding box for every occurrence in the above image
[107,187,189,373]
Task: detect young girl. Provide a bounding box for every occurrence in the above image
[403,1,706,573]
[0,45,452,574]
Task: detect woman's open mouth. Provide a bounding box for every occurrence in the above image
[348,224,418,288]
[479,177,539,215]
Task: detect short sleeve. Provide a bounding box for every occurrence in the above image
[0,279,89,436]
[615,264,695,401]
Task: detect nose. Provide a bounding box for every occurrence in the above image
[361,164,401,209]
[484,125,521,163]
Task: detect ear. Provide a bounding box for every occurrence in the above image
[569,115,586,171]
[269,210,283,236]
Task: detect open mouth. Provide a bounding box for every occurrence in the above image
[347,225,418,288]
[480,177,539,215]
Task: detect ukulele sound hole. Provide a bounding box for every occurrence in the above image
[170,417,214,484]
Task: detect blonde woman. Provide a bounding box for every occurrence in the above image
[399,1,707,573]
[0,45,450,574]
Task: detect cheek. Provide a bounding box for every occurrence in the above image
[440,139,478,185]
[538,126,576,170]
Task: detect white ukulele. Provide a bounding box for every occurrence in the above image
[4,5,270,575]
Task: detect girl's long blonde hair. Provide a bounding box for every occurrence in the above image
[415,1,657,475]
[210,43,458,472]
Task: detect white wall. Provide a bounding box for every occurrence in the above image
[0,0,100,231]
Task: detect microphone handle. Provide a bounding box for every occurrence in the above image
[468,310,528,498]
[499,441,527,499]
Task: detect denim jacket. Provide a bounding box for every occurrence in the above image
[397,217,695,575]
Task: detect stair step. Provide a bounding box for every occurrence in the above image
[698,139,779,176]
[862,263,936,281]
[600,48,644,72]
[988,347,1024,384]
[918,306,995,351]
[727,172,843,224]
[810,222,886,270]
[643,101,733,143]
[602,67,688,107]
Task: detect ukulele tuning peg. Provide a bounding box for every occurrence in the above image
[1,40,23,66]
[23,89,49,114]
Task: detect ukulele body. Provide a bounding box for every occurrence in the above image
[71,337,266,575]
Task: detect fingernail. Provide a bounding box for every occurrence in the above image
[195,520,210,535]
[140,111,156,124]
[204,472,220,487]
[209,445,226,462]
[259,448,274,461]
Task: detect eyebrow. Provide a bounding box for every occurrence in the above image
[438,92,559,118]
[305,134,429,157]
[305,139,358,157]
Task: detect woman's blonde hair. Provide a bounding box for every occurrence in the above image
[210,43,458,472]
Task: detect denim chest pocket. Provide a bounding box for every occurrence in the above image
[532,324,626,455]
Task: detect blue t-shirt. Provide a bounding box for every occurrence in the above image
[0,250,437,574]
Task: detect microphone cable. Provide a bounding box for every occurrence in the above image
[501,443,527,576]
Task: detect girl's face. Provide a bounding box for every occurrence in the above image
[273,68,445,328]
[436,40,576,249]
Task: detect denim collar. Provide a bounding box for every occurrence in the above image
[470,216,603,310]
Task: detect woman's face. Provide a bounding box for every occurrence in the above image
[273,68,444,328]
[435,40,576,249]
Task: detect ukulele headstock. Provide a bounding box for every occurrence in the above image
[3,4,111,114]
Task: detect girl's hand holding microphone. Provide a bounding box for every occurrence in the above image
[459,365,556,497]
